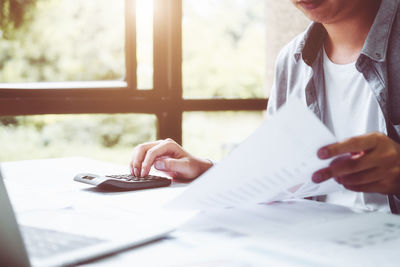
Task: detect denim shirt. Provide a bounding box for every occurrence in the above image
[267,0,400,213]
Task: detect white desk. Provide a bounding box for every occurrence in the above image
[2,157,400,266]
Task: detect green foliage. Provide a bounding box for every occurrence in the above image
[0,0,125,83]
[0,116,17,126]
[0,0,37,39]
[183,0,266,98]
[0,114,156,163]
[0,0,146,164]
[0,0,267,163]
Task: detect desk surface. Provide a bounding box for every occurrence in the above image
[2,157,400,267]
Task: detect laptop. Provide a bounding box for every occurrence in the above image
[0,167,179,267]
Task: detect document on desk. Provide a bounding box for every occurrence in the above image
[177,199,400,267]
[167,98,344,210]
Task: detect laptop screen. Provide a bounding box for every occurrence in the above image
[0,168,31,267]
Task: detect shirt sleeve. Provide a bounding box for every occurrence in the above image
[266,46,290,117]
[388,195,400,214]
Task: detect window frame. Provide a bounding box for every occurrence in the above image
[0,0,268,144]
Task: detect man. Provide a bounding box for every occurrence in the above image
[130,0,400,213]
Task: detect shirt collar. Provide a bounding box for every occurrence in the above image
[361,0,399,62]
[293,23,326,66]
[293,0,399,66]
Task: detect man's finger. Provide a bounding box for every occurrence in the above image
[130,141,161,176]
[328,151,382,176]
[312,152,379,183]
[140,140,179,177]
[335,167,380,186]
[343,181,385,193]
[312,167,331,183]
[317,133,380,159]
[312,154,359,183]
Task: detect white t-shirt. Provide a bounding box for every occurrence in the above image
[323,48,389,212]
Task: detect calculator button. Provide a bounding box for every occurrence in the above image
[82,176,95,180]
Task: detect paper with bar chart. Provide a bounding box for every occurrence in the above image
[167,98,344,210]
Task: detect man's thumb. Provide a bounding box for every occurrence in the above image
[154,158,187,174]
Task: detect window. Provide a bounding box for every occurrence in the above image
[0,0,125,83]
[0,0,309,163]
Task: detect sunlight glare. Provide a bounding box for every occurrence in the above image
[136,0,154,89]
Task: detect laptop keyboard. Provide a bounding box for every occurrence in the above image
[20,225,105,259]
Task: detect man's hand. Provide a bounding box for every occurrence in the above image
[312,132,400,196]
[130,138,213,179]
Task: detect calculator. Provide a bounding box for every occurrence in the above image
[74,173,171,191]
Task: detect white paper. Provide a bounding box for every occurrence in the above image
[180,199,355,236]
[167,98,344,210]
[84,199,400,267]
[177,200,400,267]
[276,212,400,267]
